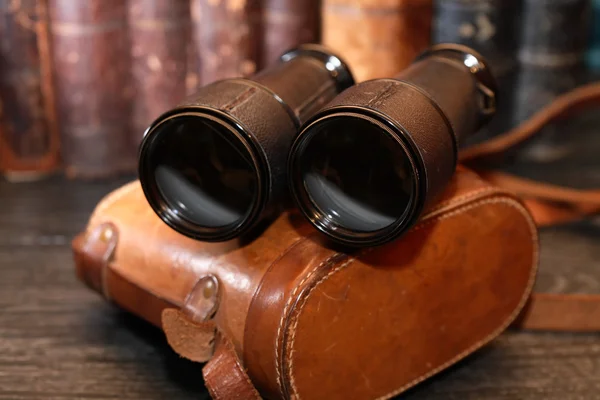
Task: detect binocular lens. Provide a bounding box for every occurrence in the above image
[295,116,416,237]
[139,44,354,242]
[144,114,258,231]
[289,44,497,247]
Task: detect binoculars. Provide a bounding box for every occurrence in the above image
[139,43,497,247]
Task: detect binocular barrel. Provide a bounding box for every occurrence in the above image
[138,44,354,242]
[288,44,498,247]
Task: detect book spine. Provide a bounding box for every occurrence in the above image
[0,0,61,181]
[432,0,523,142]
[322,0,433,82]
[262,0,321,66]
[432,0,521,79]
[515,0,591,124]
[186,35,199,96]
[48,0,134,179]
[512,0,591,161]
[127,0,190,146]
[587,0,600,70]
[190,0,262,85]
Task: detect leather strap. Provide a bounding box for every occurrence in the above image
[460,81,600,227]
[162,309,216,363]
[161,275,221,363]
[513,293,600,331]
[460,81,600,164]
[160,308,261,400]
[203,331,262,400]
[458,81,600,333]
[474,171,600,227]
[75,222,118,299]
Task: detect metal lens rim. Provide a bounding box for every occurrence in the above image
[289,109,424,247]
[138,108,267,242]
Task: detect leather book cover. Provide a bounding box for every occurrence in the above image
[587,0,600,71]
[48,0,135,179]
[432,0,522,142]
[0,0,60,181]
[185,37,199,96]
[190,0,262,85]
[262,0,321,67]
[127,0,190,148]
[512,0,591,162]
[322,0,433,82]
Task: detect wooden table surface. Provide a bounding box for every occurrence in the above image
[1,134,600,399]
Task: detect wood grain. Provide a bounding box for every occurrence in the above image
[0,142,599,398]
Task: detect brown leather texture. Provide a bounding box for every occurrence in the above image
[0,0,61,179]
[48,0,136,179]
[190,0,261,85]
[73,166,538,399]
[262,0,321,66]
[76,179,314,355]
[204,331,262,400]
[310,78,456,214]
[322,0,433,82]
[127,0,190,147]
[461,81,600,226]
[243,166,538,399]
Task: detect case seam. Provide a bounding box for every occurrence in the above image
[274,251,341,398]
[89,180,140,226]
[423,186,499,217]
[284,197,539,400]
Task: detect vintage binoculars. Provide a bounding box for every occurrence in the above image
[138,44,354,241]
[139,43,497,247]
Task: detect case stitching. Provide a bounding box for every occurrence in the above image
[243,234,315,371]
[284,197,539,399]
[274,252,340,398]
[423,186,499,216]
[274,185,500,396]
[373,199,539,400]
[89,180,139,225]
[86,181,139,301]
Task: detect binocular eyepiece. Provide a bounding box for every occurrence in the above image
[288,44,497,247]
[139,43,498,248]
[138,44,354,242]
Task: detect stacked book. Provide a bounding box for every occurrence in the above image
[432,0,592,158]
[0,0,595,181]
[0,0,324,180]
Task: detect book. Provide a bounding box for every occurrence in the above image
[322,0,433,82]
[433,0,521,78]
[432,0,523,142]
[190,0,262,85]
[0,0,60,181]
[512,0,591,162]
[262,0,321,66]
[587,0,600,71]
[127,0,190,147]
[186,35,199,96]
[48,0,135,179]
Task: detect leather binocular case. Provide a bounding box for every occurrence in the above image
[289,44,498,247]
[138,44,354,243]
[73,167,538,400]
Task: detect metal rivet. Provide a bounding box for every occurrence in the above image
[183,275,220,322]
[203,279,215,299]
[99,225,114,242]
